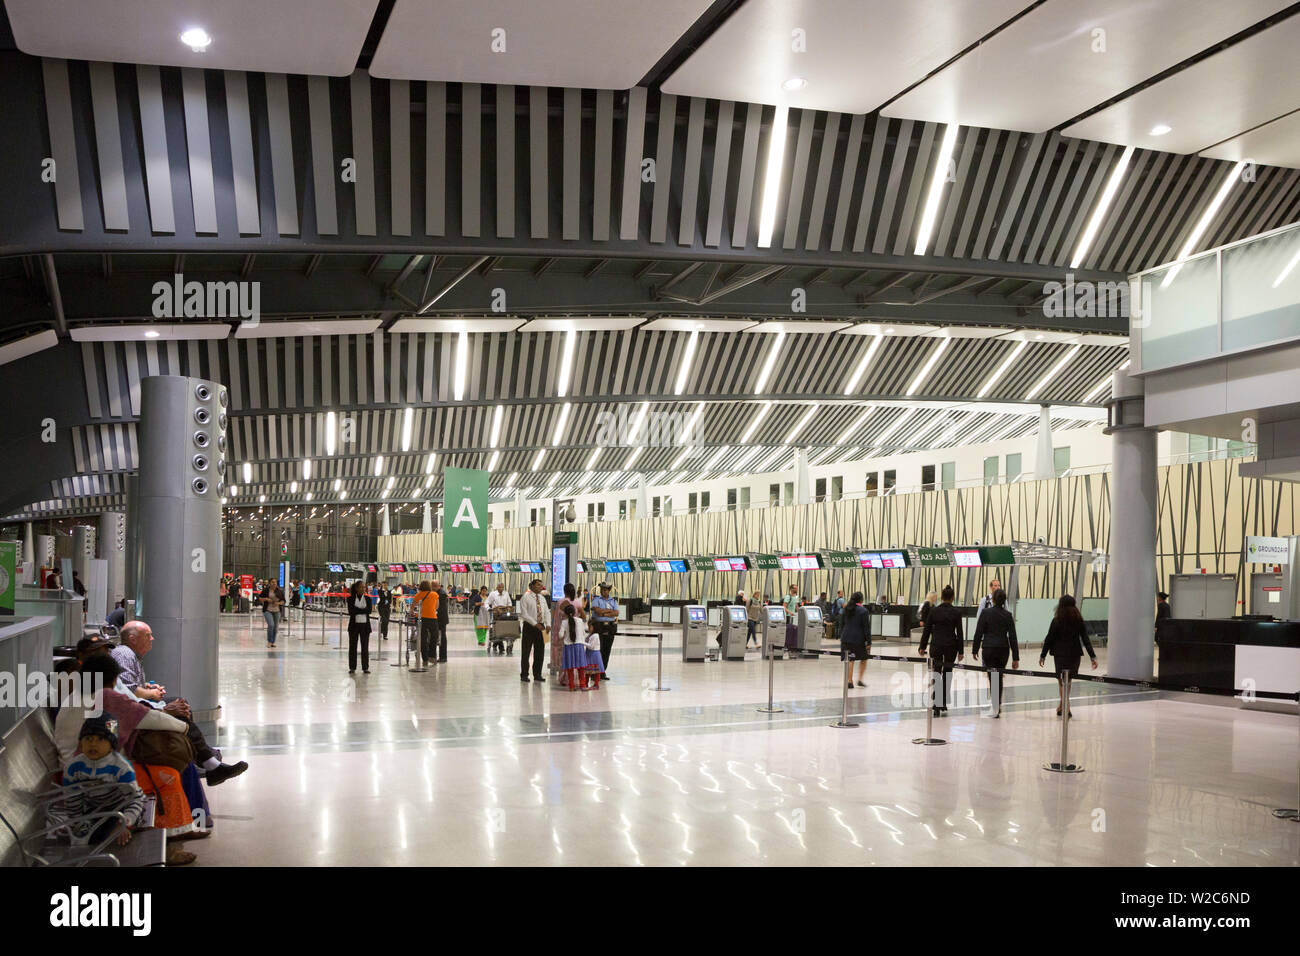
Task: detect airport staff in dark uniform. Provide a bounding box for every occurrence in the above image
[376,584,392,641]
[970,588,1019,717]
[1038,594,1098,718]
[917,585,964,715]
[1154,591,1170,645]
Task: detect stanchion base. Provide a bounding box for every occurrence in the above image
[408,666,427,673]
[1042,762,1084,773]
[912,737,946,745]
[757,706,784,713]
[1272,808,1299,821]
[830,721,860,728]
[653,686,671,692]
[390,662,405,667]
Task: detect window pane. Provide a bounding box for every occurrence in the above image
[1053,446,1070,477]
[783,481,793,504]
[1139,253,1220,370]
[983,455,999,486]
[831,476,842,501]
[740,487,750,509]
[1222,226,1300,353]
[921,464,936,490]
[865,472,878,496]
[941,461,956,489]
[701,492,710,510]
[883,470,896,493]
[1005,454,1021,481]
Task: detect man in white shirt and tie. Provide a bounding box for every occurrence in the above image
[977,579,1001,621]
[517,579,549,683]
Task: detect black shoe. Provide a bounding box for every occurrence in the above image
[932,707,942,717]
[205,761,248,787]
[856,681,866,688]
[848,681,855,689]
[534,676,545,683]
[362,669,369,674]
[600,672,608,680]
[520,676,530,682]
[349,669,356,674]
[438,658,447,663]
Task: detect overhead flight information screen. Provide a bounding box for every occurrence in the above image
[603,560,633,573]
[779,554,822,570]
[952,549,982,568]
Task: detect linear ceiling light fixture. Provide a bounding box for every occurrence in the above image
[453,331,469,401]
[1024,345,1080,401]
[490,405,504,447]
[674,331,699,395]
[401,407,414,451]
[531,449,547,471]
[757,105,790,248]
[374,455,384,476]
[1083,358,1130,403]
[1071,145,1135,268]
[785,406,817,444]
[557,330,577,398]
[487,450,500,472]
[914,123,960,256]
[754,330,786,393]
[242,462,252,483]
[324,411,337,455]
[838,405,876,445]
[552,402,572,446]
[843,333,883,394]
[1161,160,1247,288]
[906,337,950,396]
[976,340,1027,398]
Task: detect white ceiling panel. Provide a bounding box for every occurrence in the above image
[70,324,230,342]
[661,0,1031,112]
[235,319,381,338]
[1062,16,1300,153]
[742,321,850,334]
[996,329,1080,343]
[839,322,938,337]
[1200,108,1300,169]
[883,0,1292,132]
[4,0,378,76]
[369,0,712,87]
[388,317,524,333]
[517,317,645,332]
[0,329,59,367]
[639,317,758,332]
[926,326,1010,339]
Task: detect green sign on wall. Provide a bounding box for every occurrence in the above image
[635,557,657,572]
[979,545,1016,566]
[443,467,489,558]
[753,553,779,570]
[916,547,951,568]
[826,550,859,569]
[0,540,15,616]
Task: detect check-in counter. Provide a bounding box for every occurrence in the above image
[1157,618,1300,696]
[14,585,82,648]
[869,605,916,640]
[650,599,689,625]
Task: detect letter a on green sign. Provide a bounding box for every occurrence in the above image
[443,467,489,558]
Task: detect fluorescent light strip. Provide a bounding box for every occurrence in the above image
[290,481,299,493]
[453,331,469,401]
[914,123,960,255]
[1161,160,1247,289]
[490,405,503,447]
[324,411,336,455]
[628,402,650,442]
[552,402,572,446]
[740,402,773,443]
[670,446,692,470]
[506,472,519,488]
[585,447,601,471]
[487,450,500,472]
[976,340,1027,398]
[625,446,644,469]
[785,406,817,443]
[674,331,699,395]
[385,476,396,490]
[874,408,915,449]
[1071,145,1135,268]
[906,338,950,396]
[401,407,414,451]
[704,445,730,472]
[843,334,883,394]
[838,405,875,445]
[531,449,547,470]
[557,330,577,397]
[229,485,238,497]
[425,452,436,474]
[757,104,790,248]
[754,330,786,393]
[1024,344,1080,401]
[333,479,342,491]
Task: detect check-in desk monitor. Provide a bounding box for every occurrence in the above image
[682,605,709,662]
[720,605,749,660]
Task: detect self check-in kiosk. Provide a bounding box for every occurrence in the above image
[796,605,823,657]
[720,605,748,659]
[761,604,787,659]
[682,604,709,662]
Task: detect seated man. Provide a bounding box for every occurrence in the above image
[106,600,127,630]
[110,621,247,785]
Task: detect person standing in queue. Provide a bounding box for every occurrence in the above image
[839,592,870,689]
[517,579,549,683]
[346,580,374,674]
[434,580,450,663]
[746,591,763,647]
[258,579,285,648]
[486,582,513,655]
[589,582,619,680]
[782,584,800,654]
[917,585,964,716]
[1038,594,1097,718]
[970,588,1019,717]
[414,579,439,668]
[1154,590,1171,646]
[376,582,392,642]
[977,579,1001,622]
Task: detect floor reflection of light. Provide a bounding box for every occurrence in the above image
[619,813,642,866]
[734,814,760,854]
[698,765,721,793]
[778,812,807,852]
[398,804,408,850]
[829,807,862,849]
[965,810,985,835]
[671,812,693,856]
[726,761,757,790]
[551,827,563,857]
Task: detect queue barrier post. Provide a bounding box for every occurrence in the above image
[757,641,783,714]
[1043,671,1083,773]
[831,655,859,728]
[912,668,946,746]
[318,596,327,646]
[409,613,427,672]
[652,632,669,691]
[1272,692,1300,822]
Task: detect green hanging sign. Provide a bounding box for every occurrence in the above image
[979,545,1016,566]
[753,553,779,570]
[443,467,489,558]
[826,550,859,569]
[635,557,658,572]
[916,547,951,568]
[0,540,16,616]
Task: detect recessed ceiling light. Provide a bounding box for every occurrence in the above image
[782,77,807,92]
[1149,124,1171,136]
[143,330,160,338]
[180,27,212,52]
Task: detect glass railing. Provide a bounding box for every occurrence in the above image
[1133,220,1300,372]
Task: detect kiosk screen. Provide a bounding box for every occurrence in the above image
[327,563,344,573]
[952,549,982,568]
[687,607,706,623]
[387,563,407,573]
[766,606,786,625]
[803,607,822,624]
[654,560,673,572]
[728,607,747,623]
[669,559,689,572]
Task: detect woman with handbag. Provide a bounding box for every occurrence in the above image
[347,579,375,674]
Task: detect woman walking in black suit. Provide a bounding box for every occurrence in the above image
[970,588,1019,716]
[917,585,964,715]
[1038,594,1097,717]
[839,592,870,689]
[376,583,392,641]
[347,580,375,674]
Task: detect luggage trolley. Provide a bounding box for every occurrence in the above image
[489,609,519,655]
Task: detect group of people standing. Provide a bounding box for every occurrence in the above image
[916,579,1098,719]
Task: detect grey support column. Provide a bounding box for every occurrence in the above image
[136,376,227,733]
[421,500,432,534]
[1035,404,1055,479]
[21,522,34,566]
[1105,368,1157,681]
[124,475,139,601]
[97,512,126,608]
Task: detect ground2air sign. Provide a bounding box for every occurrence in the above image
[1246,536,1291,564]
[443,467,488,558]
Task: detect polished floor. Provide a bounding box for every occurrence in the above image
[196,609,1300,866]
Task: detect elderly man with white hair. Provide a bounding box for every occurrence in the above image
[110,620,248,786]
